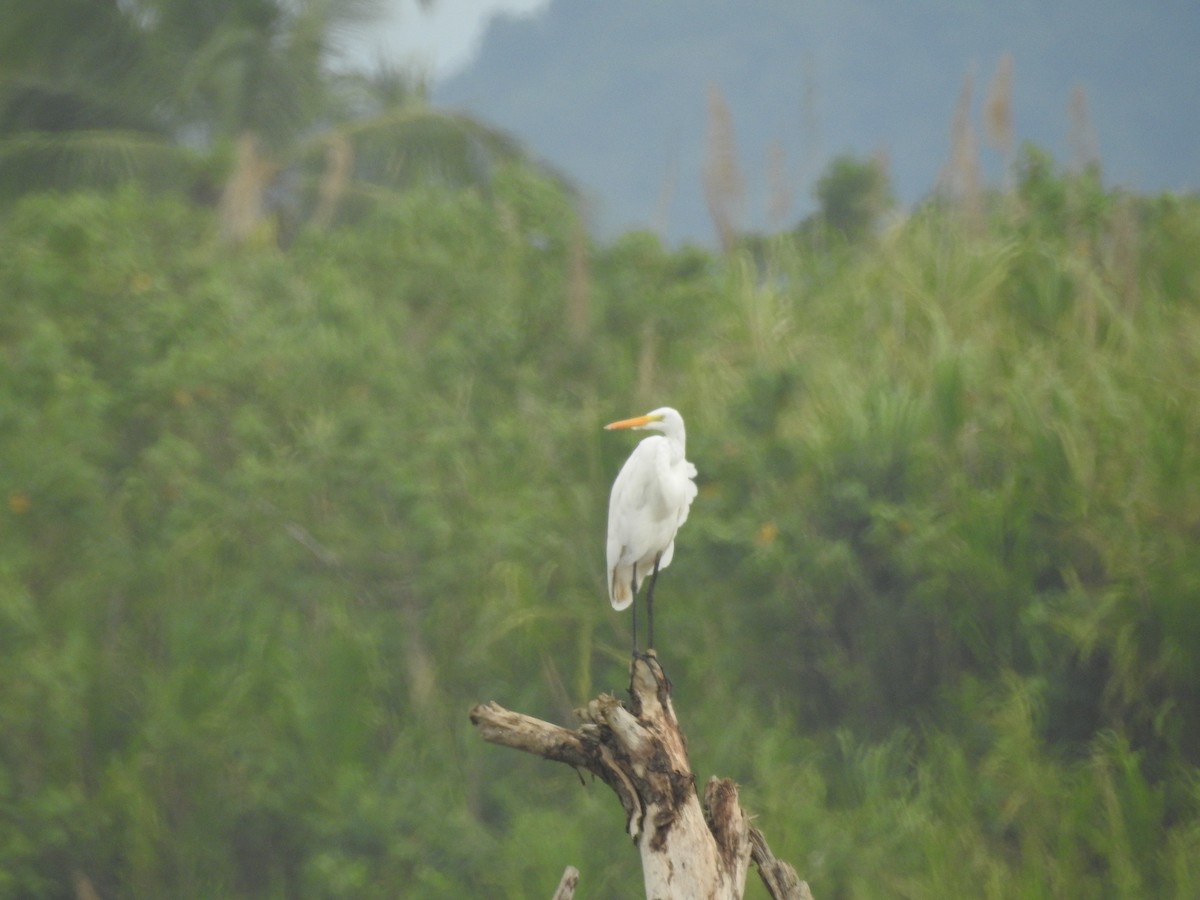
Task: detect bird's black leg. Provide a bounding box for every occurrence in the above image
[646,553,662,650]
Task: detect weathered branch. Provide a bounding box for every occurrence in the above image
[469,651,813,899]
[470,703,591,766]
[550,865,579,900]
[750,825,813,900]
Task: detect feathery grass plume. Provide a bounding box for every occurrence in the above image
[1064,86,1103,238]
[938,72,984,232]
[800,54,823,188]
[702,83,746,253]
[985,54,1016,195]
[1064,86,1104,338]
[1067,84,1100,177]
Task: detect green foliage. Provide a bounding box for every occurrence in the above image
[0,0,553,238]
[810,153,894,243]
[1,161,1199,897]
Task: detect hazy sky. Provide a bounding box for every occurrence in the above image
[343,0,550,78]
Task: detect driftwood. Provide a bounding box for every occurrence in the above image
[470,651,812,899]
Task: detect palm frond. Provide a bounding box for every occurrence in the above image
[0,130,199,201]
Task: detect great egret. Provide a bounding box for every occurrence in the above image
[604,407,698,652]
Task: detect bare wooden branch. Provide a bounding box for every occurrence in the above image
[470,651,813,899]
[750,825,813,900]
[470,703,591,767]
[550,865,579,900]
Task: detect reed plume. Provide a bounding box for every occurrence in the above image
[703,83,746,253]
[938,72,984,231]
[985,54,1015,194]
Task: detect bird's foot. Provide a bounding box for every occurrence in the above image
[630,649,671,693]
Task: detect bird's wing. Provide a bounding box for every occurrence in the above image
[607,440,659,559]
[606,438,668,606]
[606,436,698,605]
[655,450,698,531]
[611,438,695,547]
[606,504,631,609]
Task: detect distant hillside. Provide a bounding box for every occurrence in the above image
[435,0,1200,244]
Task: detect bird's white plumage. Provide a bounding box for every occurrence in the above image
[605,407,698,610]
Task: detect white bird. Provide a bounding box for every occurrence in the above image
[604,407,698,652]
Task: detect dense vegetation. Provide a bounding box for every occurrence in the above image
[2,149,1199,898]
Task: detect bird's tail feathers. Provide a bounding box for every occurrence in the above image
[609,567,634,610]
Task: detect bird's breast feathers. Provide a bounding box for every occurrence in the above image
[607,437,696,565]
[610,438,695,516]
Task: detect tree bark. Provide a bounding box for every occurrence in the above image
[470,651,812,899]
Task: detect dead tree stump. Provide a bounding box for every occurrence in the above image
[470,651,813,899]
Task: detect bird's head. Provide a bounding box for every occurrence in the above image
[604,407,684,435]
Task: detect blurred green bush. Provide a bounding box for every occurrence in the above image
[1,159,1198,897]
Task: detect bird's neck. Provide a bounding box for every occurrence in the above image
[666,434,686,463]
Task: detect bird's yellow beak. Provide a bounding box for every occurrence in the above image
[604,413,662,430]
